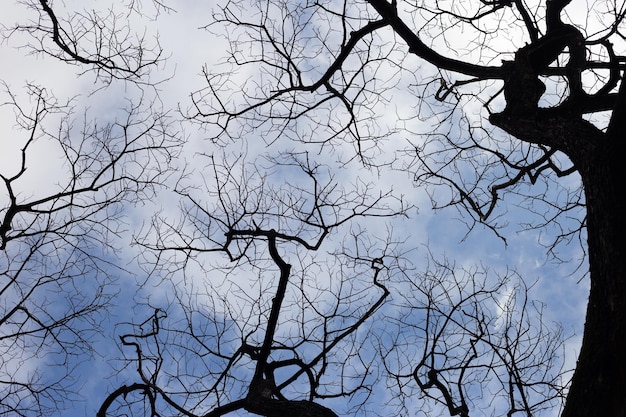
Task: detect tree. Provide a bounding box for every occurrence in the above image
[4,1,619,416]
[187,0,625,416]
[97,154,567,417]
[96,153,406,417]
[0,2,180,415]
[0,84,178,416]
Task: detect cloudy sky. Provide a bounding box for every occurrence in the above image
[0,1,592,416]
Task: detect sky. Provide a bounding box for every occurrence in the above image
[0,1,594,416]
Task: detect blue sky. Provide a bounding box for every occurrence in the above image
[0,1,592,416]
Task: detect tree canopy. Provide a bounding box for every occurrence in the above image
[1,1,624,417]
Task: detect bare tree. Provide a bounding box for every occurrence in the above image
[1,2,180,414]
[0,82,178,416]
[4,1,618,416]
[190,0,625,415]
[384,255,568,417]
[97,153,409,417]
[4,0,168,85]
[97,151,568,417]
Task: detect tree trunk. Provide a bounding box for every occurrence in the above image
[485,119,626,416]
[489,51,626,412]
[560,91,626,417]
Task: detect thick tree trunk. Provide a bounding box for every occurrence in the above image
[488,115,626,416]
[489,54,626,413]
[560,90,626,417]
[560,166,626,416]
[486,119,626,416]
[491,12,626,414]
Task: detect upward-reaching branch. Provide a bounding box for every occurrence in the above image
[196,0,626,415]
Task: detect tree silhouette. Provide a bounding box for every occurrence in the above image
[190,0,625,416]
[97,153,407,416]
[98,153,567,417]
[4,1,623,416]
[0,2,180,414]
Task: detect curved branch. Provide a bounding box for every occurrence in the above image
[365,0,503,79]
[35,0,162,81]
[96,383,155,417]
[514,0,539,42]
